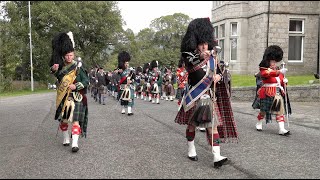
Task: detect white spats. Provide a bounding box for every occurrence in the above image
[63,131,70,145]
[121,107,126,114]
[162,92,166,100]
[187,140,197,157]
[212,146,227,163]
[256,120,263,131]
[128,106,132,114]
[278,121,290,135]
[156,98,160,104]
[72,134,79,148]
[198,127,206,132]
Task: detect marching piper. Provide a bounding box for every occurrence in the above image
[253,45,292,136]
[117,51,135,116]
[49,31,89,152]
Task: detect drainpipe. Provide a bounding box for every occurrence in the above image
[316,15,320,79]
[266,1,270,48]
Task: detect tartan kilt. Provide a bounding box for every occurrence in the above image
[118,88,135,107]
[252,96,260,109]
[175,99,219,127]
[73,101,87,123]
[260,96,274,113]
[73,100,89,137]
[215,83,238,142]
[259,93,291,124]
[176,88,184,101]
[175,101,197,125]
[174,82,238,142]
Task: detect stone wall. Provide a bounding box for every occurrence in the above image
[211,1,320,75]
[231,84,320,102]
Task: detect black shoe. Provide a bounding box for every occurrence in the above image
[279,131,291,136]
[72,147,79,152]
[214,158,229,168]
[128,113,134,116]
[256,129,262,131]
[188,156,198,161]
[63,143,70,146]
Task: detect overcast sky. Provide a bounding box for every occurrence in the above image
[117,1,213,34]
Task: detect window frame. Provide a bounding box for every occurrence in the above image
[220,24,225,38]
[288,19,304,62]
[230,22,238,61]
[213,26,219,39]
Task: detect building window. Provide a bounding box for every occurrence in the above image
[288,19,304,62]
[231,23,238,36]
[213,26,218,39]
[230,38,237,61]
[219,40,224,61]
[230,22,238,61]
[220,24,225,38]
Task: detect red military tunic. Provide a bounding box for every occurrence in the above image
[176,67,188,89]
[259,67,285,99]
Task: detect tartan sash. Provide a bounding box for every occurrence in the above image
[181,55,215,112]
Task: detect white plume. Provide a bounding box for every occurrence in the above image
[66,31,75,48]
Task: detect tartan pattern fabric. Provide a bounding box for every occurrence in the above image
[175,102,197,125]
[260,96,274,113]
[215,83,239,142]
[175,82,238,143]
[260,96,274,123]
[259,94,290,124]
[119,88,134,107]
[187,57,209,73]
[73,101,86,123]
[73,100,89,137]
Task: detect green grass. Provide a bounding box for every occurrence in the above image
[231,74,317,87]
[0,74,317,97]
[0,88,55,97]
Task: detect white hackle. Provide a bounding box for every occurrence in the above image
[66,31,75,48]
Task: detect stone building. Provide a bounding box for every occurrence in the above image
[211,1,320,75]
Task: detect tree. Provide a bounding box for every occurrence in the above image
[0,1,124,87]
[135,13,192,68]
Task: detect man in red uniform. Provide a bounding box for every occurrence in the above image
[254,45,291,136]
[176,58,188,105]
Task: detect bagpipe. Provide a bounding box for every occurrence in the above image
[119,68,135,101]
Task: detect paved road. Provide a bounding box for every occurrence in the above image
[0,92,319,179]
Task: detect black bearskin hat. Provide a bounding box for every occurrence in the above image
[150,60,159,69]
[117,51,131,70]
[259,45,283,68]
[49,31,75,70]
[180,18,215,53]
[143,63,150,73]
[136,66,143,73]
